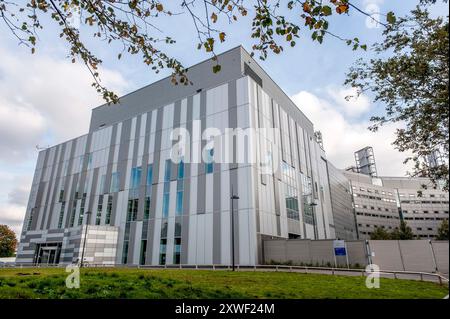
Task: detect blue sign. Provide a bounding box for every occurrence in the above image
[333,240,347,256]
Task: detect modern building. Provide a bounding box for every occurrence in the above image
[17,46,342,266]
[344,170,449,239]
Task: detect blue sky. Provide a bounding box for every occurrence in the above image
[0,0,448,234]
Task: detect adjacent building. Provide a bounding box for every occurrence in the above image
[17,46,339,266]
[344,170,449,239]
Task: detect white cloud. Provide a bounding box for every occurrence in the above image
[291,90,413,176]
[0,46,129,163]
[0,98,46,162]
[363,0,384,5]
[0,45,129,236]
[0,204,25,237]
[0,172,32,237]
[326,86,371,118]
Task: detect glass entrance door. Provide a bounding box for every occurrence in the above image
[34,243,62,264]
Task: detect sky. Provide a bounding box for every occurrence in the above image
[0,0,448,236]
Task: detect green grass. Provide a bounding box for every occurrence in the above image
[0,268,447,299]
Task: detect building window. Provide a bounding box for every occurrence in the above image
[160,158,170,265]
[77,193,87,226]
[162,193,169,218]
[70,201,77,227]
[159,239,167,265]
[173,222,182,264]
[144,196,151,220]
[130,166,142,189]
[176,191,183,216]
[144,164,153,220]
[146,164,153,185]
[178,160,185,180]
[95,195,103,225]
[110,172,120,192]
[140,240,147,265]
[59,189,64,202]
[205,148,214,174]
[122,241,129,264]
[105,195,113,224]
[99,174,106,194]
[159,220,168,264]
[164,159,171,182]
[26,208,36,231]
[57,202,66,229]
[174,238,181,264]
[127,198,139,222]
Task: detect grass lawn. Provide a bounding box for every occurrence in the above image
[0,268,447,299]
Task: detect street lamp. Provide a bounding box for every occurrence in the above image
[230,186,239,272]
[80,211,92,268]
[304,194,318,239]
[309,200,318,240]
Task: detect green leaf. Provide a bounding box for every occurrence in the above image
[321,6,332,16]
[387,12,396,24]
[212,64,221,73]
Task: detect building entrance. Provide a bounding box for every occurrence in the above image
[34,243,62,264]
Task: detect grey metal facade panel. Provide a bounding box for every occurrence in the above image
[40,145,60,230]
[89,47,244,131]
[89,46,314,136]
[326,161,357,240]
[239,48,314,135]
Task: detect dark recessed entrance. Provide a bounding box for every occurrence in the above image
[34,243,62,264]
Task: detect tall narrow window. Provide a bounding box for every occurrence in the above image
[130,166,142,189]
[144,196,151,220]
[105,195,113,225]
[144,164,153,220]
[140,240,147,265]
[162,193,169,218]
[159,239,167,265]
[27,208,35,231]
[99,174,106,194]
[122,241,129,264]
[110,172,120,193]
[146,164,153,185]
[95,195,103,225]
[57,202,66,229]
[58,188,65,202]
[177,160,184,180]
[86,152,93,170]
[205,148,214,174]
[159,221,168,265]
[77,193,87,225]
[159,160,171,264]
[174,161,184,263]
[162,160,171,218]
[176,191,183,216]
[70,201,77,227]
[164,159,171,182]
[174,238,181,264]
[173,222,182,264]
